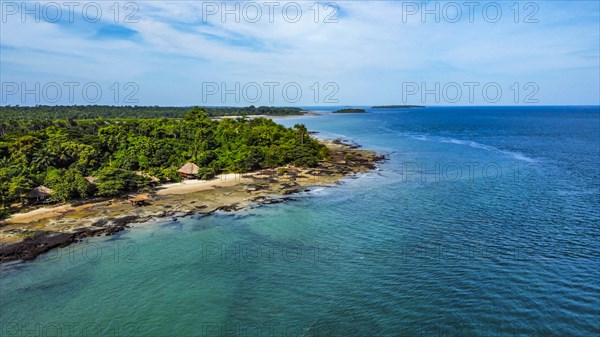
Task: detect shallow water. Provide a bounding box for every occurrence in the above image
[1,106,599,336]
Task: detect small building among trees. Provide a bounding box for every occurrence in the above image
[135,172,160,186]
[178,162,200,179]
[85,176,98,184]
[128,194,149,206]
[29,186,53,203]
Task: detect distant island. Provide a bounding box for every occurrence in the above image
[332,108,367,113]
[372,105,425,109]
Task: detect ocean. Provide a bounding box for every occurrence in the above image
[1,106,599,337]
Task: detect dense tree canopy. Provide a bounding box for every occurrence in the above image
[0,107,326,210]
[0,105,305,124]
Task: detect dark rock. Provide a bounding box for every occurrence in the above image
[91,218,108,227]
[215,204,241,212]
[0,231,75,262]
[111,216,139,227]
[281,188,302,195]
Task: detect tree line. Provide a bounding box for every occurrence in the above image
[0,105,305,131]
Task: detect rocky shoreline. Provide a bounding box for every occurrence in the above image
[0,140,385,263]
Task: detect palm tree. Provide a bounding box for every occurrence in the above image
[0,157,11,168]
[33,148,55,169]
[293,124,308,144]
[48,143,73,168]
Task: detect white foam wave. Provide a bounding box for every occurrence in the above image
[409,134,537,163]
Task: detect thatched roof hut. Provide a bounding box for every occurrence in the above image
[29,186,53,200]
[85,176,98,184]
[135,171,160,184]
[128,194,150,206]
[178,162,200,178]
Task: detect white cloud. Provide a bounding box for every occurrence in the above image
[1,0,598,105]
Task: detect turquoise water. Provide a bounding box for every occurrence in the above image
[1,106,599,336]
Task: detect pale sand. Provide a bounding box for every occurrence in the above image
[213,112,318,120]
[213,115,269,119]
[155,173,251,195]
[6,202,106,225]
[5,173,257,224]
[8,205,72,224]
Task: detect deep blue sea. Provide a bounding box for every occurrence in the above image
[1,106,599,337]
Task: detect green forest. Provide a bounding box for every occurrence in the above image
[0,105,305,122]
[0,107,327,215]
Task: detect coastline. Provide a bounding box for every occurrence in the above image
[213,111,321,120]
[0,140,385,263]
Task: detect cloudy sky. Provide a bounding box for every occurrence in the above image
[1,1,599,106]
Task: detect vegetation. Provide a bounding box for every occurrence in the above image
[332,108,367,113]
[0,107,327,212]
[0,105,305,123]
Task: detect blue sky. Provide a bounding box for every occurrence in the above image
[1,1,599,106]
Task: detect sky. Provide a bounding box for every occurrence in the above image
[1,0,599,106]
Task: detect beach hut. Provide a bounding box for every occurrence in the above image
[85,176,98,184]
[178,162,200,179]
[135,172,160,186]
[149,175,160,185]
[29,186,53,203]
[128,194,149,206]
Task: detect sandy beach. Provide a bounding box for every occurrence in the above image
[155,173,246,195]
